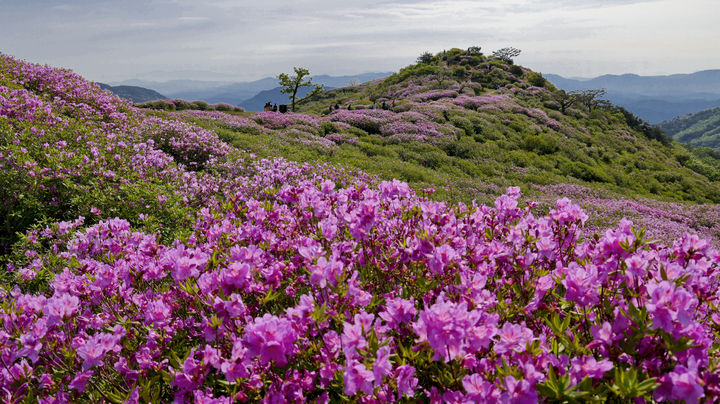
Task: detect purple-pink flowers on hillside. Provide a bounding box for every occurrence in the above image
[1,53,720,403]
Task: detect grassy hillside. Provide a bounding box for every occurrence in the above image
[186,48,720,206]
[660,106,720,149]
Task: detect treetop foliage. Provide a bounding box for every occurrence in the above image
[492,47,522,63]
[416,51,435,64]
[278,67,324,111]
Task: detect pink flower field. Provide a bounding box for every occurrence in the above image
[1,54,720,403]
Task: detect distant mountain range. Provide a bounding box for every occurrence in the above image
[97,83,166,103]
[110,79,238,98]
[544,70,720,123]
[107,69,720,120]
[109,72,390,111]
[660,106,720,150]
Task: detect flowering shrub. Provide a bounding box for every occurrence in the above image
[411,89,459,102]
[452,94,515,110]
[137,99,245,112]
[178,110,267,136]
[327,109,393,134]
[326,133,359,145]
[139,115,233,170]
[252,111,322,131]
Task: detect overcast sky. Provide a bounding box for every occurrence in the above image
[1,0,719,82]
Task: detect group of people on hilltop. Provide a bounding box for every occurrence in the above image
[264,102,278,112]
[325,100,396,115]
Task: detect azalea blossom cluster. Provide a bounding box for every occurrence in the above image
[2,54,720,403]
[449,94,561,128]
[410,89,460,102]
[328,109,461,145]
[3,177,720,402]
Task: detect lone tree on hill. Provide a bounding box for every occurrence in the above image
[467,46,482,56]
[434,68,450,86]
[552,89,580,114]
[278,67,324,112]
[417,51,434,64]
[451,65,472,92]
[577,88,608,112]
[492,47,521,64]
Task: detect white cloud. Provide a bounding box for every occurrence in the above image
[0,0,717,81]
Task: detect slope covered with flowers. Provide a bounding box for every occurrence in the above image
[2,54,720,403]
[0,53,236,254]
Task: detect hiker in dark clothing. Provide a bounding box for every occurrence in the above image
[272,104,278,112]
[334,104,340,110]
[381,101,387,110]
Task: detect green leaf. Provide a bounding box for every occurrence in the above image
[609,367,659,398]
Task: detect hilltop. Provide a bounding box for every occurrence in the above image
[198,47,720,206]
[660,106,720,150]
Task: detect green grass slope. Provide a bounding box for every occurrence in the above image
[660,106,720,149]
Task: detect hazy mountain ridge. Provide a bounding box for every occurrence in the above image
[96,83,167,103]
[544,70,720,96]
[110,79,237,96]
[545,70,720,123]
[111,72,391,110]
[117,69,720,118]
